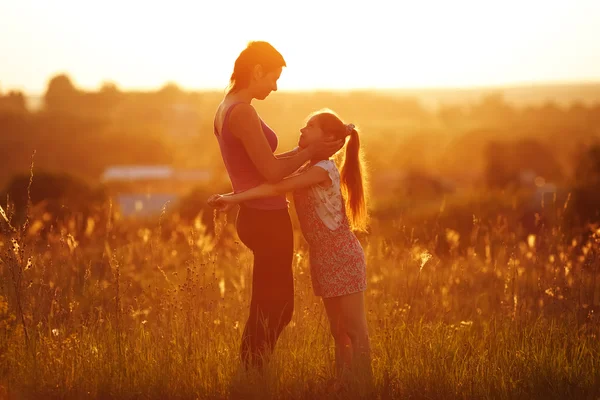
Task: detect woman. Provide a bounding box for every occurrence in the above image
[213,41,342,369]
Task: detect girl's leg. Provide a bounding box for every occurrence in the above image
[337,291,372,384]
[322,297,353,378]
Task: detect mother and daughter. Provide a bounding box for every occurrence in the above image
[208,41,371,385]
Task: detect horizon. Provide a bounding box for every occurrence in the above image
[6,77,600,98]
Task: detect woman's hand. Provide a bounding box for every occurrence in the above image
[207,194,235,212]
[307,138,345,159]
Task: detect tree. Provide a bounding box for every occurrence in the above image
[484,138,562,189]
[0,91,27,114]
[158,82,184,103]
[569,143,600,225]
[44,74,78,114]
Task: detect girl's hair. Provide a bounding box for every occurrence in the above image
[227,41,286,94]
[310,109,369,231]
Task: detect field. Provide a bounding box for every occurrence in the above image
[1,81,600,399]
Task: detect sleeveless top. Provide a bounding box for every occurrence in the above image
[214,102,288,210]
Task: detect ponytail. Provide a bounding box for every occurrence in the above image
[340,127,368,231]
[310,109,369,231]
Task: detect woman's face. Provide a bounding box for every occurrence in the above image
[254,66,282,100]
[298,116,327,148]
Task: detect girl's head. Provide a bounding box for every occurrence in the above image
[300,109,369,231]
[227,41,286,100]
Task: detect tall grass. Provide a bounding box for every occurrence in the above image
[1,186,599,399]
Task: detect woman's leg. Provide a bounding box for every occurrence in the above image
[322,297,353,378]
[236,206,294,369]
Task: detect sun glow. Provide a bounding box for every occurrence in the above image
[1,0,599,93]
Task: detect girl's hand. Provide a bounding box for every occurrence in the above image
[308,138,345,159]
[207,194,235,212]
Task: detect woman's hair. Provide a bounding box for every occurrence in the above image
[310,109,369,231]
[227,41,286,93]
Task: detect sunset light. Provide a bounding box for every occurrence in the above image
[3,1,600,398]
[1,0,599,93]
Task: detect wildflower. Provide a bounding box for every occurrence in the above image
[420,251,432,271]
[85,217,95,237]
[27,220,44,236]
[527,234,536,249]
[219,278,225,298]
[445,229,460,250]
[66,234,78,254]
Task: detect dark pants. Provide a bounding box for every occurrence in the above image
[236,205,294,369]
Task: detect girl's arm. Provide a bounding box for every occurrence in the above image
[228,104,342,183]
[214,166,331,206]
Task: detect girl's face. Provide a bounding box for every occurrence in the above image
[298,116,328,148]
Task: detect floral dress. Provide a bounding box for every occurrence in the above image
[293,159,367,298]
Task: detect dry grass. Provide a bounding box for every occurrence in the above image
[1,184,600,399]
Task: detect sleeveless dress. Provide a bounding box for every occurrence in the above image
[292,159,367,298]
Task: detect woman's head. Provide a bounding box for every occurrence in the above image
[300,109,369,231]
[227,41,286,99]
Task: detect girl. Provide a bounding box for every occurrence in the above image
[209,109,371,384]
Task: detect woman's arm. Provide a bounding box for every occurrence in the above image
[275,146,300,158]
[229,104,342,183]
[214,166,331,205]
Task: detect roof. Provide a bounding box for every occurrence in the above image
[101,165,210,182]
[102,165,173,181]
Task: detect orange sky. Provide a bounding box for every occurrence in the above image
[1,0,600,94]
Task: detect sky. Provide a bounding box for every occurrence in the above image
[1,0,599,94]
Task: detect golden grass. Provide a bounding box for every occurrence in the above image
[1,189,600,399]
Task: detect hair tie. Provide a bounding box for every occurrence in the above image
[346,123,355,134]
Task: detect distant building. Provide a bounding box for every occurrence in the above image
[102,165,175,181]
[101,165,211,217]
[114,193,178,217]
